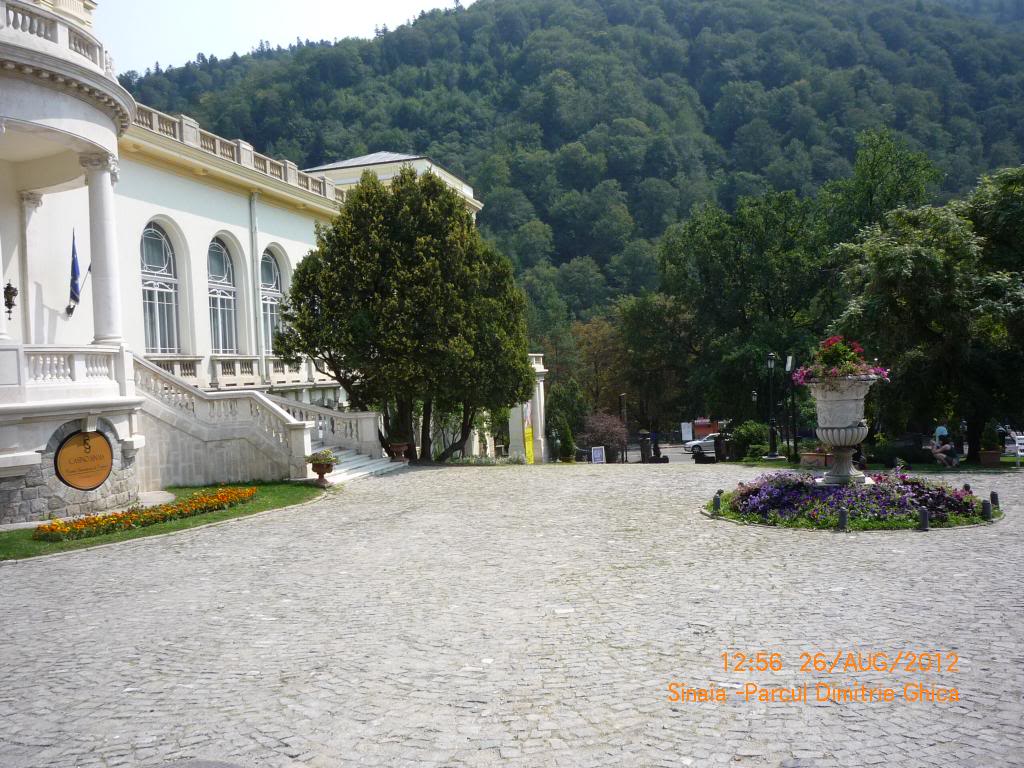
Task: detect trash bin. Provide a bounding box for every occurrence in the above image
[714,434,728,462]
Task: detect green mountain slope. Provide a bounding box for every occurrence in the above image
[123,0,1024,307]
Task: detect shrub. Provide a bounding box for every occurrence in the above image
[732,420,769,458]
[579,412,627,463]
[867,444,935,468]
[33,487,259,541]
[547,378,589,436]
[556,416,576,462]
[981,419,1002,451]
[745,443,769,460]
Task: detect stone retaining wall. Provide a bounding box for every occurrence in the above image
[0,420,138,525]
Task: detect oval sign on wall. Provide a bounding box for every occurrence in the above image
[55,431,113,491]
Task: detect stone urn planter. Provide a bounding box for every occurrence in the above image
[807,376,878,485]
[311,463,334,488]
[306,449,338,488]
[978,450,1002,468]
[389,441,411,463]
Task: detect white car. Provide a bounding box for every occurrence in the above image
[684,433,719,454]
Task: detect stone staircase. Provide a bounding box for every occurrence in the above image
[311,445,406,485]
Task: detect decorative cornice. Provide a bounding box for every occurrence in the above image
[80,152,119,182]
[0,43,135,135]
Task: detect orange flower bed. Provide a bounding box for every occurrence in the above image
[33,487,258,542]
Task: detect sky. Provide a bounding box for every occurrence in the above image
[95,0,478,75]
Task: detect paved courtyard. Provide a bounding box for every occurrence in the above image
[1,462,1022,767]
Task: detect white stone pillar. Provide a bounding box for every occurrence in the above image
[80,154,124,345]
[0,225,7,342]
[18,192,42,344]
[508,404,526,460]
[530,354,548,463]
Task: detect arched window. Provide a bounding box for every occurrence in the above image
[140,223,180,354]
[207,238,238,354]
[260,250,283,354]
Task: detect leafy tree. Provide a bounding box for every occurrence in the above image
[836,204,1024,456]
[546,377,589,436]
[572,315,628,413]
[616,292,697,432]
[819,129,942,243]
[659,191,824,416]
[557,257,608,318]
[609,240,659,295]
[276,167,533,461]
[965,166,1024,270]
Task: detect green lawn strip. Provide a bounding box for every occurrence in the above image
[0,482,322,561]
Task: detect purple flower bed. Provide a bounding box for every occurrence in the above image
[720,472,983,528]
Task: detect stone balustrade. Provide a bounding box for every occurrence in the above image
[0,344,132,404]
[210,356,261,389]
[144,352,345,391]
[266,394,382,458]
[132,103,337,205]
[134,355,311,480]
[148,355,203,385]
[0,0,113,78]
[267,357,307,387]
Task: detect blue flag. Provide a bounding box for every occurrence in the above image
[69,231,80,305]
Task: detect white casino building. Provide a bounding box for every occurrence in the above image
[0,0,548,523]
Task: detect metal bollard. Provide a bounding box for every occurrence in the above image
[918,507,930,531]
[982,499,993,522]
[990,491,1000,510]
[838,508,848,531]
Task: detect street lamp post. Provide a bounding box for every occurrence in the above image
[619,393,628,464]
[767,352,780,459]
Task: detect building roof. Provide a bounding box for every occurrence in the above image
[304,152,425,173]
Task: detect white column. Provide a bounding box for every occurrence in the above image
[530,354,548,463]
[0,225,7,342]
[18,192,42,344]
[79,153,124,345]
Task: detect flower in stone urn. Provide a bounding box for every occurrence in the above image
[792,336,889,387]
[793,337,888,485]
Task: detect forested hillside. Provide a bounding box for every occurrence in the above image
[122,0,1024,332]
[935,0,1024,22]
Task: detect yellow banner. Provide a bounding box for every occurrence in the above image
[524,424,535,465]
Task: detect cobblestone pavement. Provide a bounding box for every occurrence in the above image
[1,463,1023,768]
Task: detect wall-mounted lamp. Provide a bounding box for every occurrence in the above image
[4,282,18,320]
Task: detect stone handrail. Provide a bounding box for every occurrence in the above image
[134,354,312,479]
[132,103,336,204]
[265,394,382,458]
[1,0,112,77]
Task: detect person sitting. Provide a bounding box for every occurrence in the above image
[932,435,959,468]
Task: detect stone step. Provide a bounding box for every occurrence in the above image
[324,457,405,485]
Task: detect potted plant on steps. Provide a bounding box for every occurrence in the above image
[979,420,1003,468]
[388,433,412,463]
[306,449,338,488]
